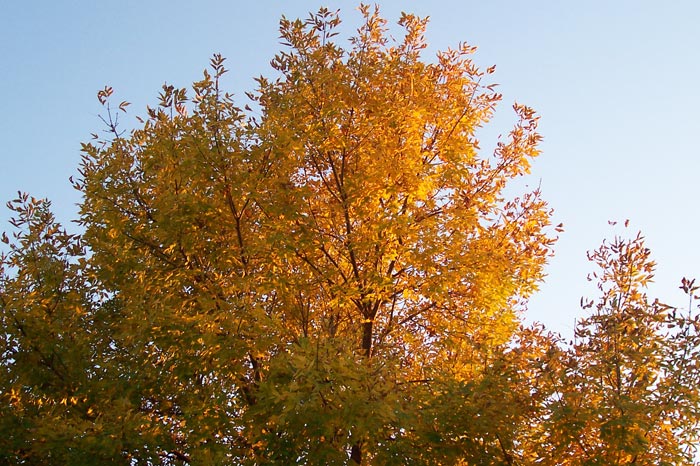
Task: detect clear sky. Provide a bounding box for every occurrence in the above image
[2,1,699,337]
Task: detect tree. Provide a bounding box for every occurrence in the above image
[0,195,131,464]
[2,5,699,466]
[1,6,554,464]
[541,232,700,465]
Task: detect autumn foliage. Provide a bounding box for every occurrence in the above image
[1,6,699,465]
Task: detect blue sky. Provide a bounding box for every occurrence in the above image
[2,1,699,336]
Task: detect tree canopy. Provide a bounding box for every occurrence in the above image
[1,6,699,465]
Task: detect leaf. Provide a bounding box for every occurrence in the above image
[97,85,113,105]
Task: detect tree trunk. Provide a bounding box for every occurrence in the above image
[351,319,374,463]
[361,320,373,357]
[350,442,362,464]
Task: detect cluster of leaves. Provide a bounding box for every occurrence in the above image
[1,6,699,465]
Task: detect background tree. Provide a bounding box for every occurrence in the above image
[542,232,700,465]
[0,196,132,464]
